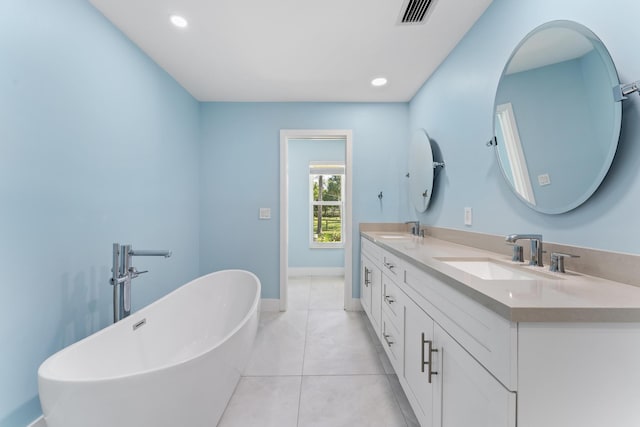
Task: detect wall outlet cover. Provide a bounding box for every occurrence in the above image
[259,208,271,219]
[464,207,472,226]
[538,173,551,186]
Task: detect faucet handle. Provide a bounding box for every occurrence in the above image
[549,252,580,273]
[506,243,524,262]
[129,267,149,279]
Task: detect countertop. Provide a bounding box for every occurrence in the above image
[362,231,640,322]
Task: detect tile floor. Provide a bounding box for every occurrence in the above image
[217,276,419,427]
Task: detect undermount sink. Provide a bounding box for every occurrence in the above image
[376,233,413,240]
[435,257,556,281]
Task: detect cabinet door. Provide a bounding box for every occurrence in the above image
[404,296,435,427]
[434,324,516,427]
[361,255,381,335]
[360,256,372,315]
[370,266,382,335]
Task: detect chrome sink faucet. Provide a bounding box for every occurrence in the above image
[405,221,420,236]
[505,234,543,267]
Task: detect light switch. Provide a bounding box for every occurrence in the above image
[259,208,271,220]
[464,207,472,226]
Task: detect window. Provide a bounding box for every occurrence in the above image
[309,162,345,248]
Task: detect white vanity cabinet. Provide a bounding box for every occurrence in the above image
[402,287,515,427]
[361,237,516,427]
[362,233,640,427]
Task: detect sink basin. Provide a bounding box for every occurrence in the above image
[376,233,413,240]
[435,257,554,281]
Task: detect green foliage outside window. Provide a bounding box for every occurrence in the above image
[312,174,343,243]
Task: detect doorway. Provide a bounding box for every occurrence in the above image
[279,130,353,311]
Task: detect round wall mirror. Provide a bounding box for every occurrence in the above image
[493,20,622,214]
[409,129,434,212]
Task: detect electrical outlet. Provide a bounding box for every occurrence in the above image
[464,207,472,226]
[538,173,551,186]
[259,208,271,219]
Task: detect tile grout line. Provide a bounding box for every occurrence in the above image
[295,277,312,427]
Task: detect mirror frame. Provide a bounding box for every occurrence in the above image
[493,20,622,214]
[409,129,435,212]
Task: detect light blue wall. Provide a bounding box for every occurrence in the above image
[409,0,640,254]
[0,0,200,425]
[288,139,345,268]
[199,103,409,299]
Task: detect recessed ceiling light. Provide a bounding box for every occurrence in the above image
[371,77,388,87]
[170,15,188,28]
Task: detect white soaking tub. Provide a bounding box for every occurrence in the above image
[38,269,261,427]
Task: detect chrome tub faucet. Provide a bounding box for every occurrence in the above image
[111,243,172,322]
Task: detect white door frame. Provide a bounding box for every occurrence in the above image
[279,129,353,311]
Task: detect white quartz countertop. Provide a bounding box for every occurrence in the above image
[362,231,640,322]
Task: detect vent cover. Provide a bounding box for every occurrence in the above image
[399,0,434,24]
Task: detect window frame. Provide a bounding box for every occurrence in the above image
[308,162,345,249]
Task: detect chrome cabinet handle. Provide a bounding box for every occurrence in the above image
[384,295,395,304]
[421,333,438,383]
[383,333,394,347]
[383,261,395,270]
[364,267,370,287]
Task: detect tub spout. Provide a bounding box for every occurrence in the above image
[129,249,172,258]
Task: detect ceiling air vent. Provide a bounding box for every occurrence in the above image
[399,0,434,25]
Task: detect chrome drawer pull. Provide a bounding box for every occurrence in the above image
[384,295,395,304]
[383,333,394,347]
[384,262,395,270]
[421,333,438,383]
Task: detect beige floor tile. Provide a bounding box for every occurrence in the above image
[309,276,344,310]
[298,375,407,427]
[244,310,308,376]
[218,376,301,427]
[288,276,312,310]
[303,310,383,375]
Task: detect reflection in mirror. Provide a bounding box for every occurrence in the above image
[495,103,536,204]
[493,21,622,214]
[409,129,434,212]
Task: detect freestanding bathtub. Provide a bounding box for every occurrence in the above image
[38,269,261,427]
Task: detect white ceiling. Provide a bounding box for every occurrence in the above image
[89,0,493,102]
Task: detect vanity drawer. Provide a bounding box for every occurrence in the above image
[382,251,402,278]
[381,311,403,373]
[403,262,518,390]
[361,237,382,264]
[382,274,402,330]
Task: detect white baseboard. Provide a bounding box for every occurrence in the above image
[288,267,344,277]
[27,416,46,427]
[260,298,280,312]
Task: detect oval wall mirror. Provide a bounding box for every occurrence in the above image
[493,20,622,214]
[409,129,434,212]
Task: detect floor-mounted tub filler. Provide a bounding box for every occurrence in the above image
[38,269,261,427]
